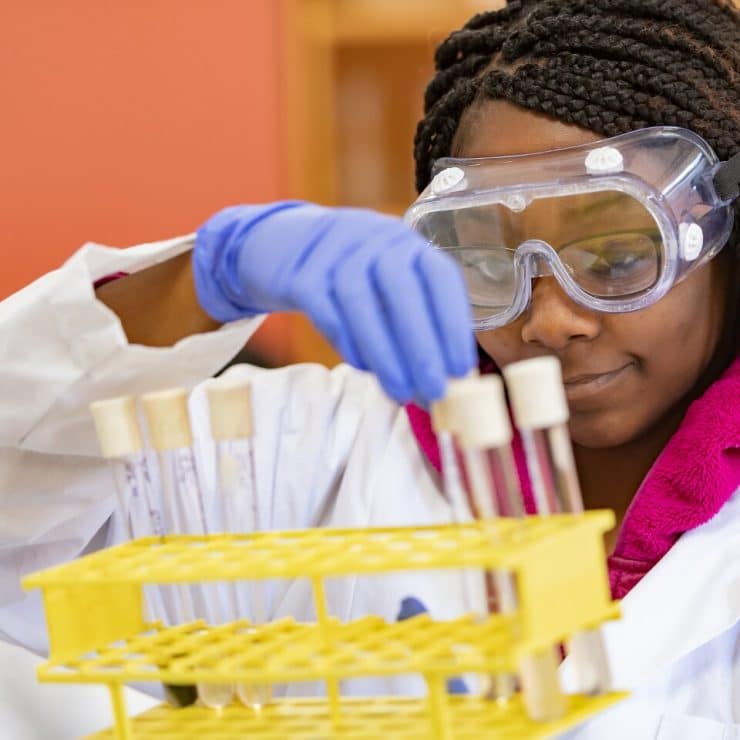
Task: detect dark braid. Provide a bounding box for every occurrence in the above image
[424,54,491,113]
[525,1,740,72]
[547,1,737,56]
[502,17,737,86]
[413,77,482,184]
[414,0,740,193]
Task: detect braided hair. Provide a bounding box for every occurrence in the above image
[414,0,740,192]
[414,0,740,352]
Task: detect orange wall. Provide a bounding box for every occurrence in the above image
[0,1,286,298]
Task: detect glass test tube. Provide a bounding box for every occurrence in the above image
[445,376,523,702]
[431,392,490,697]
[142,388,234,709]
[431,398,474,524]
[448,377,524,521]
[90,396,169,624]
[503,357,612,698]
[206,377,271,709]
[433,384,487,635]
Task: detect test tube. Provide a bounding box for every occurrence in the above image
[503,357,612,697]
[446,376,535,704]
[430,395,489,696]
[90,396,169,624]
[430,398,473,525]
[206,378,271,709]
[142,388,234,709]
[447,375,566,720]
[447,376,524,522]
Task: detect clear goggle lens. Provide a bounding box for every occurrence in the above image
[418,190,664,321]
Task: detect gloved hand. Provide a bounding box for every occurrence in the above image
[193,202,476,404]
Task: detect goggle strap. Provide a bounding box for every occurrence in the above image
[713,151,740,202]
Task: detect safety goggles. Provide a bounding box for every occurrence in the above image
[405,127,738,331]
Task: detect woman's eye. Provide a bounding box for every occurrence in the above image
[480,257,517,284]
[560,231,661,296]
[477,257,507,280]
[562,233,659,276]
[591,250,643,275]
[456,250,514,282]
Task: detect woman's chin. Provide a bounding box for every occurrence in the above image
[567,410,641,449]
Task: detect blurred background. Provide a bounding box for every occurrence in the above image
[0,0,503,368]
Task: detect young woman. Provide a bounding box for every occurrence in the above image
[2,1,737,736]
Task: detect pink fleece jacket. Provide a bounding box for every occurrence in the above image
[406,356,740,599]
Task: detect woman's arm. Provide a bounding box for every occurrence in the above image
[95,250,221,347]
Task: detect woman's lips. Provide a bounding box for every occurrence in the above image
[563,363,634,402]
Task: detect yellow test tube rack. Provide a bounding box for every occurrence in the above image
[23,511,625,739]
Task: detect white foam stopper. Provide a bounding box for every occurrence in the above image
[430,368,483,433]
[446,376,512,449]
[206,378,253,440]
[142,388,192,451]
[430,399,450,433]
[502,357,569,429]
[90,396,143,458]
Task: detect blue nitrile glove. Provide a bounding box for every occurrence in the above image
[396,597,468,694]
[193,202,476,404]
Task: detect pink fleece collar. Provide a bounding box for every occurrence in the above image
[405,356,740,599]
[608,356,740,597]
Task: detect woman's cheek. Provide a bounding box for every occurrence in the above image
[476,325,523,366]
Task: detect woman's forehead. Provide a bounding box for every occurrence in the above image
[454,99,604,158]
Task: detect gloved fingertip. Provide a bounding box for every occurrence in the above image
[336,343,363,370]
[450,353,476,378]
[396,596,429,621]
[331,331,366,371]
[450,337,478,378]
[377,376,413,405]
[418,375,447,405]
[430,372,448,396]
[446,677,469,695]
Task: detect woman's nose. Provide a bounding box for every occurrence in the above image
[520,277,601,350]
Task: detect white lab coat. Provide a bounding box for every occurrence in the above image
[1,236,738,739]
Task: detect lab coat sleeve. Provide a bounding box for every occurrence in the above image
[0,236,260,625]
